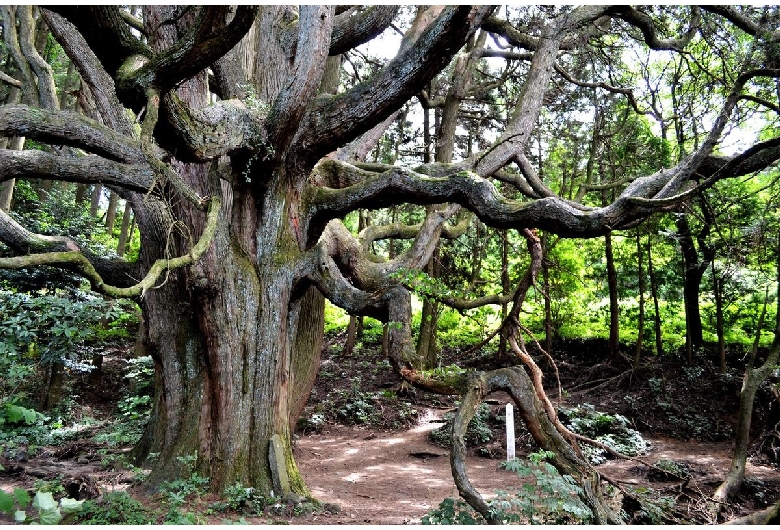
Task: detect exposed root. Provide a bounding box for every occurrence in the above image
[723,499,780,525]
[448,366,621,524]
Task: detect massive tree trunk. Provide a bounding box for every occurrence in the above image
[131,6,323,496]
[126,4,489,496]
[135,178,313,496]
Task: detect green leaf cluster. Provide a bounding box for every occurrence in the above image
[423,451,592,525]
[0,488,83,525]
[74,491,154,525]
[559,403,650,464]
[0,290,137,367]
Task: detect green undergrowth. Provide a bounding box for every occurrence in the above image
[559,403,649,465]
[428,403,499,453]
[423,451,592,524]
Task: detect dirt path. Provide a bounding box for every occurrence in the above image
[290,414,779,524]
[293,409,513,524]
[3,410,779,525]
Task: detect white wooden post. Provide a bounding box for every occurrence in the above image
[506,403,515,461]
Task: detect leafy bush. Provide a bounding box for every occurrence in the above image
[75,491,154,525]
[93,356,153,446]
[422,497,483,525]
[158,453,210,524]
[334,379,379,425]
[429,403,496,448]
[559,403,649,465]
[422,451,592,525]
[213,483,271,515]
[0,290,136,368]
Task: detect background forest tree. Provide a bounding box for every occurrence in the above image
[2,5,780,524]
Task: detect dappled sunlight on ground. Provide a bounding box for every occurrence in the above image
[295,409,515,524]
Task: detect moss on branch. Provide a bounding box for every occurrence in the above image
[0,196,221,298]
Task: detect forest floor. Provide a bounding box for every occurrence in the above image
[2,334,780,524]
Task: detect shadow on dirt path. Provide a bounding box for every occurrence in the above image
[294,408,517,524]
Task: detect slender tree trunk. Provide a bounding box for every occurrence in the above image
[676,215,707,355]
[89,184,102,217]
[117,201,133,256]
[499,229,510,358]
[40,362,64,410]
[38,179,53,202]
[635,230,645,367]
[542,233,554,355]
[776,232,780,340]
[416,246,441,369]
[605,232,620,361]
[125,215,136,255]
[75,184,89,205]
[0,86,23,211]
[0,131,22,211]
[713,315,779,506]
[713,261,727,373]
[647,234,663,355]
[344,315,357,355]
[105,191,119,235]
[713,246,780,506]
[0,180,14,211]
[468,221,484,288]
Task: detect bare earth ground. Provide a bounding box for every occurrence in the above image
[294,413,504,525]
[3,405,778,525]
[289,413,779,525]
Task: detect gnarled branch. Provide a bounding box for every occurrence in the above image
[0,104,144,164]
[0,150,154,193]
[41,9,135,136]
[117,6,258,99]
[296,6,494,164]
[266,6,334,153]
[608,6,700,51]
[329,6,399,56]
[0,196,221,299]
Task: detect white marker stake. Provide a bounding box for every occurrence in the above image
[506,403,515,461]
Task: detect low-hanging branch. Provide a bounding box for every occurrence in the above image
[0,104,144,164]
[359,207,471,253]
[0,195,221,299]
[0,149,154,193]
[304,162,666,244]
